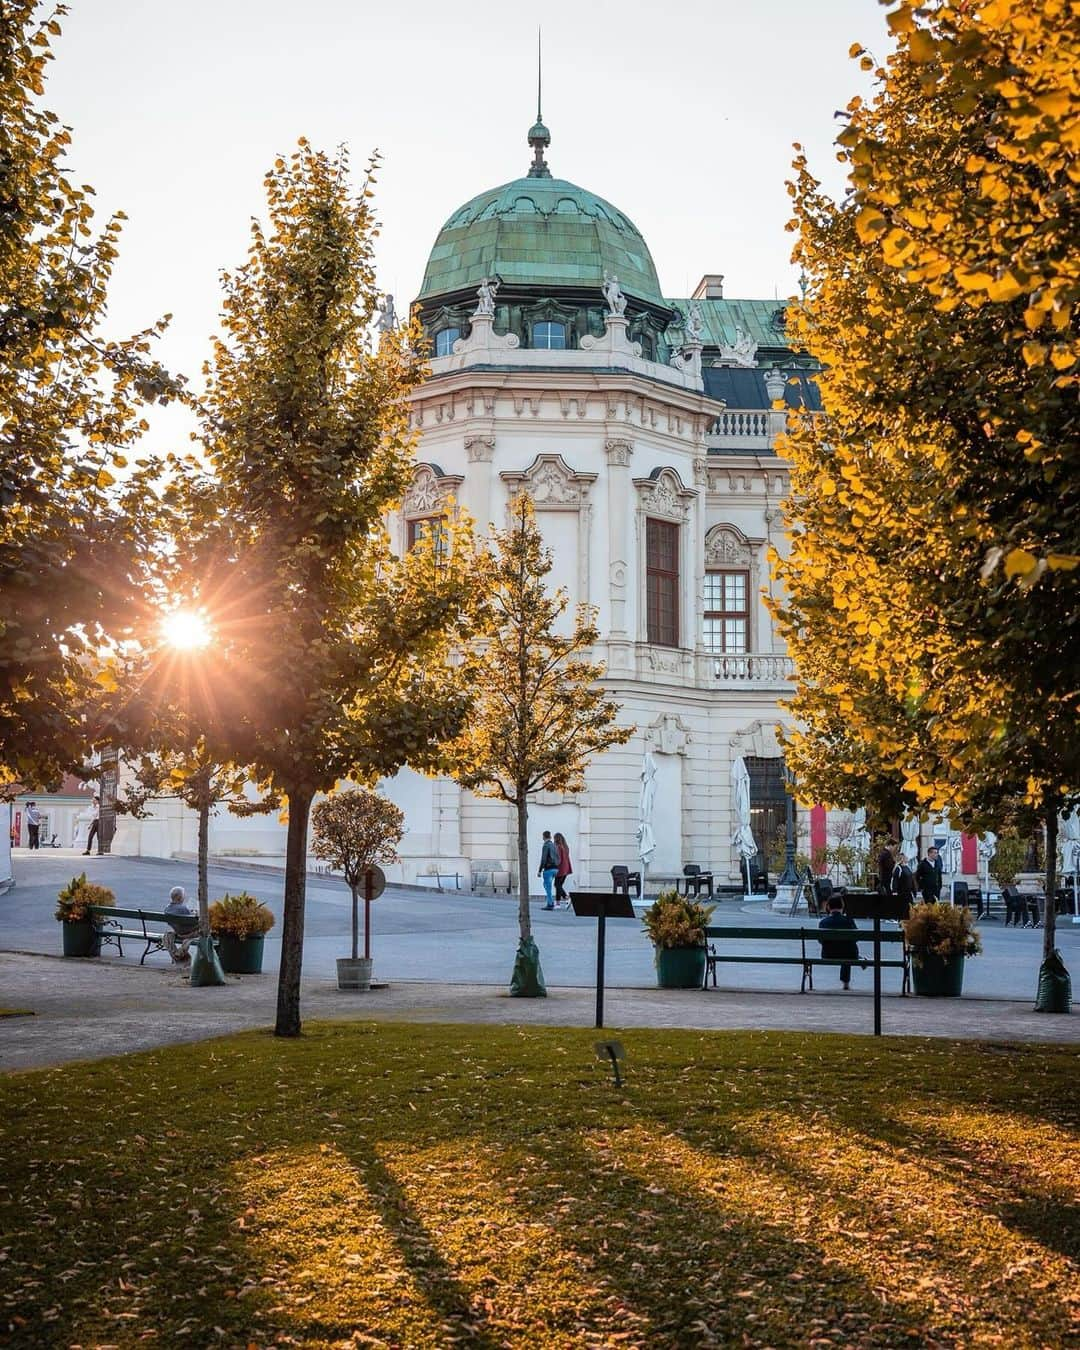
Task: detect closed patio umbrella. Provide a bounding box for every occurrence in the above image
[731,756,757,898]
[637,749,657,869]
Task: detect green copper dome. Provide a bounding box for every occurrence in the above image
[417,175,666,307]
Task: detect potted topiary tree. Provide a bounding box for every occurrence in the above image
[208,892,275,974]
[642,888,715,988]
[55,873,116,957]
[903,901,982,996]
[311,787,404,991]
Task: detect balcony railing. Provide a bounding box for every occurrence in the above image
[708,410,772,449]
[711,652,794,685]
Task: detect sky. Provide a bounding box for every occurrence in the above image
[45,0,893,446]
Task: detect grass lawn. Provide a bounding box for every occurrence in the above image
[1,1024,1077,1349]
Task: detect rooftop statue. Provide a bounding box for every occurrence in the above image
[376,293,396,332]
[715,324,758,368]
[474,275,499,317]
[602,271,627,316]
[685,301,704,345]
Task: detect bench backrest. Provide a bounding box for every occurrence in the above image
[89,905,197,933]
[705,925,906,944]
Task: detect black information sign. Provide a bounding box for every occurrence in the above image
[842,891,909,1036]
[570,891,637,1029]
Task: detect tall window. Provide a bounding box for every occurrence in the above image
[406,515,449,561]
[704,570,749,653]
[646,518,679,647]
[434,328,460,357]
[533,320,566,350]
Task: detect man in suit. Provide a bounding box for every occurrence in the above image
[915,846,943,903]
[892,852,917,916]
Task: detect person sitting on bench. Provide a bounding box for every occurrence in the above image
[818,894,859,990]
[165,886,195,916]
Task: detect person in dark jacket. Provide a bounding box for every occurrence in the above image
[877,839,897,896]
[818,894,860,989]
[892,853,917,915]
[915,846,943,903]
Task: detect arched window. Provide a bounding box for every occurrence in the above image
[533,321,567,350]
[434,328,459,357]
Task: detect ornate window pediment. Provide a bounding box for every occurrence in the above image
[402,462,464,519]
[500,454,597,508]
[704,523,760,567]
[633,466,696,521]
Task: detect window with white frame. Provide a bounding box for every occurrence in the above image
[532,320,566,350]
[703,569,749,653]
[434,328,459,357]
[406,515,449,561]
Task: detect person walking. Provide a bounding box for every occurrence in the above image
[818,893,860,989]
[25,801,41,850]
[915,846,943,903]
[83,795,101,856]
[537,830,559,909]
[553,832,573,908]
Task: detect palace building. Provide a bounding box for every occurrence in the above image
[115,112,837,891]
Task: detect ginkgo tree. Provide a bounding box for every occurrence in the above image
[0,1,185,790]
[444,494,633,996]
[775,0,1079,969]
[180,141,487,1036]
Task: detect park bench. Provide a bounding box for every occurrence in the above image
[89,905,200,965]
[703,924,910,995]
[470,859,512,892]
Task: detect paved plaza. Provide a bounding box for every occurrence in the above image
[1,849,1076,1070]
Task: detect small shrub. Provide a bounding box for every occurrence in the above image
[55,873,115,923]
[903,901,982,965]
[208,892,275,940]
[642,889,715,950]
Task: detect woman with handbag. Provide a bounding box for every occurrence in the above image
[554,832,573,909]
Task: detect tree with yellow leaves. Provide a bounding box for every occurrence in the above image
[0,2,185,790]
[776,0,1078,971]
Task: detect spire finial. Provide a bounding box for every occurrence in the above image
[527,28,551,178]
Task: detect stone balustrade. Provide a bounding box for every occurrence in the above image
[707,409,771,448]
[711,652,794,686]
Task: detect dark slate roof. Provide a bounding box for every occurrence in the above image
[704,366,822,411]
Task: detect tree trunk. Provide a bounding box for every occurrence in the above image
[1043,805,1058,962]
[275,787,313,1038]
[516,794,531,943]
[197,793,210,937]
[350,883,359,962]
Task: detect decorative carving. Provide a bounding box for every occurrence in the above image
[500,454,597,507]
[609,560,627,589]
[605,439,631,467]
[645,711,691,753]
[692,457,708,487]
[704,525,753,567]
[646,648,682,675]
[465,435,495,463]
[403,463,464,519]
[714,325,758,368]
[634,467,695,521]
[669,346,702,379]
[685,301,704,345]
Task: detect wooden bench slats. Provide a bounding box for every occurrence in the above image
[89,905,198,965]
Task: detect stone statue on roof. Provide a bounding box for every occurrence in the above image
[715,324,758,368]
[685,301,704,345]
[474,276,499,317]
[602,271,627,316]
[376,293,396,332]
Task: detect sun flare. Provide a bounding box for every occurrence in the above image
[160,609,212,651]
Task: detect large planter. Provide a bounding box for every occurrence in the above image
[215,933,265,975]
[911,949,965,997]
[61,919,100,958]
[655,945,707,989]
[337,957,374,991]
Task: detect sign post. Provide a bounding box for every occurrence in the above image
[841,891,908,1036]
[362,864,386,963]
[570,891,637,1028]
